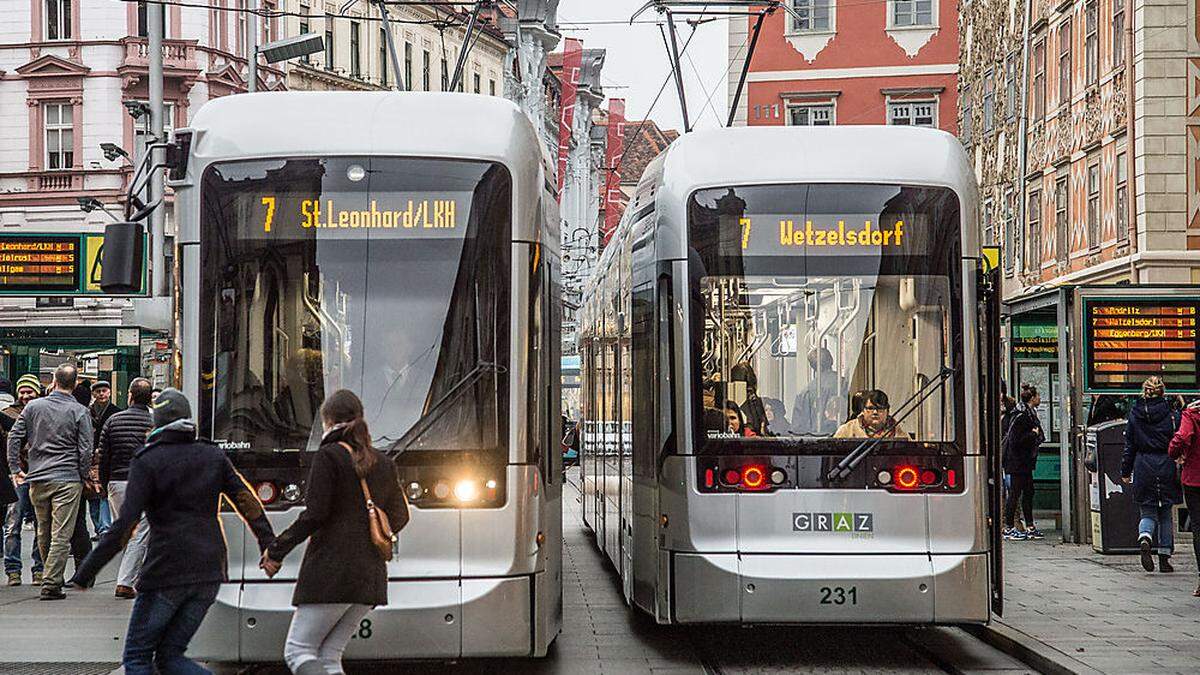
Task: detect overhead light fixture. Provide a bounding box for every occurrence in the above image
[258,33,325,65]
[100,142,130,162]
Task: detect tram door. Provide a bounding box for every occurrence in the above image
[978,257,1003,616]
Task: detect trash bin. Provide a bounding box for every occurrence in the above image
[1087,420,1140,553]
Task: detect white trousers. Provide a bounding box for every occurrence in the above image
[283,603,372,675]
[106,481,150,588]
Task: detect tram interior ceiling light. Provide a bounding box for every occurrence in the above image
[258,33,325,65]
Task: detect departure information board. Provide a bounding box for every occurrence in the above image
[0,233,144,296]
[1083,297,1200,394]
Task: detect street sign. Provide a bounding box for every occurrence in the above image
[0,232,147,296]
[1082,296,1200,394]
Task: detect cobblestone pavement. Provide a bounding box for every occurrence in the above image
[0,487,1031,674]
[999,527,1200,674]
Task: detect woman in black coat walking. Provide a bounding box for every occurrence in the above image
[260,390,408,675]
[1122,376,1183,573]
[1002,384,1045,540]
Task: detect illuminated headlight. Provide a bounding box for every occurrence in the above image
[453,479,480,503]
[485,479,497,490]
[406,481,424,501]
[877,470,893,485]
[282,483,301,502]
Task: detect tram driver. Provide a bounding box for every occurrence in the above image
[833,389,909,440]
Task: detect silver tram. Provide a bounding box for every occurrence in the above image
[578,126,1004,625]
[164,92,563,660]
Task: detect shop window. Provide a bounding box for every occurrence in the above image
[44,102,73,170]
[891,0,933,27]
[787,104,833,126]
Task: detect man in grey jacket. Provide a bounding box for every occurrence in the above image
[6,364,93,600]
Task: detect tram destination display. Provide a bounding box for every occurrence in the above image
[1083,297,1200,394]
[235,192,468,240]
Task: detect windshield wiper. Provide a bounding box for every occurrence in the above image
[826,366,956,482]
[379,361,505,457]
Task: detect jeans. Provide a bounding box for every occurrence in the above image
[1004,473,1035,529]
[87,496,111,535]
[284,603,372,675]
[123,582,220,675]
[108,481,149,587]
[28,481,83,588]
[4,483,43,575]
[1184,485,1200,573]
[1138,502,1175,556]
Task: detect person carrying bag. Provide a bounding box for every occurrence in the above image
[261,390,409,675]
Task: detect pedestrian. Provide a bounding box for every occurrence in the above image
[1122,376,1183,573]
[97,377,154,599]
[1003,384,1044,541]
[70,388,276,675]
[0,378,14,409]
[260,390,408,675]
[1,375,44,586]
[85,380,120,538]
[5,364,93,600]
[1167,397,1200,596]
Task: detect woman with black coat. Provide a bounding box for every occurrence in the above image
[261,390,408,675]
[1122,376,1183,573]
[1002,384,1045,540]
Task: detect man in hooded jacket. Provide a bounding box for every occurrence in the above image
[1122,376,1182,573]
[70,388,275,675]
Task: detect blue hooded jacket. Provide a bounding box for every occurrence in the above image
[1122,396,1182,507]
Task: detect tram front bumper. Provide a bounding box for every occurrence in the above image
[189,575,537,662]
[671,552,989,624]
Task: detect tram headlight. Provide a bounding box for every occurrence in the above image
[432,480,451,500]
[282,483,301,502]
[255,482,278,504]
[406,481,424,501]
[453,479,480,503]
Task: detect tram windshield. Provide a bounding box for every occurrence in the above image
[198,157,511,455]
[688,183,964,450]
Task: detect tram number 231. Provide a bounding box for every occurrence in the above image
[818,586,858,606]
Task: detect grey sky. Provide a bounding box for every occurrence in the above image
[556,0,731,133]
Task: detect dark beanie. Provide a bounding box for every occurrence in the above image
[152,388,192,428]
[0,378,10,394]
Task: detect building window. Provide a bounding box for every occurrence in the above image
[1116,150,1128,242]
[1005,54,1017,121]
[261,1,274,43]
[1026,190,1041,273]
[324,17,334,71]
[1087,163,1100,248]
[422,49,431,90]
[787,104,833,126]
[982,73,994,132]
[404,42,413,89]
[489,79,496,96]
[136,1,166,39]
[236,0,248,56]
[892,0,933,27]
[983,200,995,246]
[1054,175,1068,261]
[350,21,361,78]
[1033,39,1046,119]
[961,95,972,144]
[43,102,73,170]
[1058,19,1072,106]
[46,0,72,40]
[791,0,831,31]
[380,28,388,86]
[1085,1,1098,86]
[299,4,311,64]
[1004,187,1017,274]
[1113,0,1125,68]
[440,57,448,90]
[889,100,936,127]
[473,73,481,94]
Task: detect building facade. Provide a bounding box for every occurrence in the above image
[727,0,959,132]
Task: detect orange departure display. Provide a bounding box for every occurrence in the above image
[0,236,81,293]
[1084,298,1200,393]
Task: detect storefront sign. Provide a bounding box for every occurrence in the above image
[1083,297,1200,393]
[0,233,146,296]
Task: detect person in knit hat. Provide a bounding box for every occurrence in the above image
[2,375,44,586]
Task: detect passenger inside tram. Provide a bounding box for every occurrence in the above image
[723,401,756,437]
[832,389,908,439]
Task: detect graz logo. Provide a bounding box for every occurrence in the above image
[792,512,873,533]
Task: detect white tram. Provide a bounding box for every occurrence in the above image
[164,92,563,661]
[579,126,1004,624]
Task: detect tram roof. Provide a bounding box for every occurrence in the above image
[185,92,544,167]
[657,125,975,196]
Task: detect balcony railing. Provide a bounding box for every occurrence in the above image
[122,37,198,71]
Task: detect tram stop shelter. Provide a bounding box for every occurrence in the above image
[1002,284,1200,545]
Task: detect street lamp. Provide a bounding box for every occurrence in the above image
[100,142,131,162]
[77,197,122,223]
[258,33,325,65]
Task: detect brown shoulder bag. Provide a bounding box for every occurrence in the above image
[339,442,395,561]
